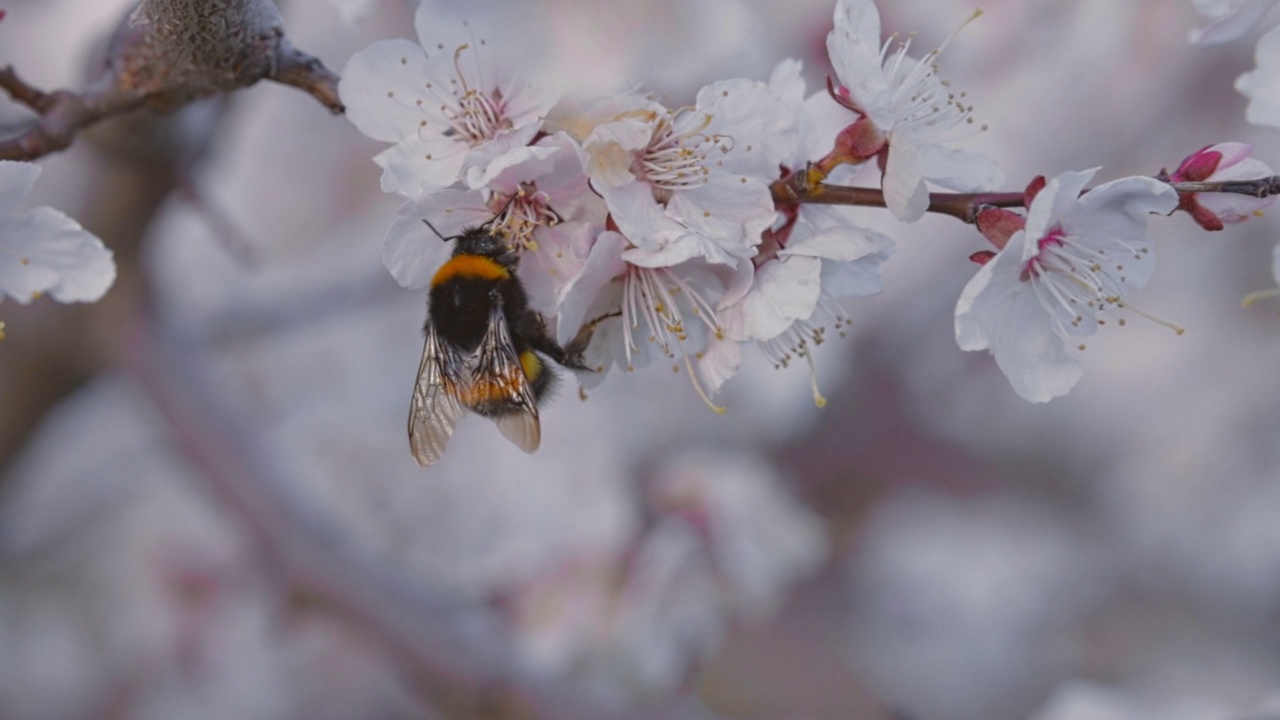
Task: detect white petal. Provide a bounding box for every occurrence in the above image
[339,40,436,144]
[583,114,656,189]
[696,337,742,395]
[696,78,798,179]
[0,208,115,304]
[373,137,467,198]
[991,289,1084,403]
[461,126,558,189]
[382,191,488,289]
[818,246,893,298]
[720,255,821,342]
[918,143,1005,192]
[784,206,895,263]
[833,0,883,47]
[768,59,806,106]
[954,246,1007,351]
[882,134,929,222]
[668,174,776,251]
[1068,176,1177,287]
[954,247,1082,403]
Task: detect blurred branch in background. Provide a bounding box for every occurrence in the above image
[125,320,716,720]
[0,0,340,468]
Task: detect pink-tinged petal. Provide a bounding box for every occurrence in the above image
[0,161,40,215]
[520,221,595,317]
[882,134,929,222]
[1190,0,1278,45]
[382,191,489,289]
[720,255,822,342]
[1021,168,1098,261]
[826,29,893,125]
[918,143,1005,192]
[339,39,436,144]
[1237,26,1280,126]
[556,231,628,346]
[1205,141,1256,167]
[0,208,114,303]
[373,137,467,198]
[1192,191,1274,224]
[1209,153,1274,181]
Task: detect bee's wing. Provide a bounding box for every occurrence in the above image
[474,301,542,454]
[408,321,467,467]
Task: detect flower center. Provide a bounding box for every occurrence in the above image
[415,43,513,146]
[621,264,726,413]
[491,183,562,252]
[761,294,851,408]
[632,109,730,201]
[1021,225,1182,339]
[879,11,986,142]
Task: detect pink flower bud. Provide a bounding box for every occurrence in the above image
[1169,142,1277,231]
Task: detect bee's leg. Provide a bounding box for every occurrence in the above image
[561,311,621,371]
[511,311,584,371]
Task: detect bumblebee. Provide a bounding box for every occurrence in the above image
[408,225,590,467]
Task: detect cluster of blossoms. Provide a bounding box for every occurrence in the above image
[0,160,116,337]
[340,0,1278,407]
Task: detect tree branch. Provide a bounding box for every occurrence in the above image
[0,0,342,161]
[770,174,1280,224]
[123,318,719,720]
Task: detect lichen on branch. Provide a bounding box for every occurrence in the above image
[0,0,343,161]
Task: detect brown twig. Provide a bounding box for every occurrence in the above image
[770,175,1280,224]
[0,70,148,161]
[269,39,345,115]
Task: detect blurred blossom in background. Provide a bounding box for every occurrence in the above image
[2,1,1280,719]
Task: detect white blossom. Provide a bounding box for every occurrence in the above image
[954,169,1179,402]
[719,61,895,404]
[576,79,796,266]
[339,11,558,198]
[813,0,1002,221]
[0,161,114,308]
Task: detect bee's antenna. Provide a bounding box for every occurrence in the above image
[422,218,460,242]
[480,190,521,232]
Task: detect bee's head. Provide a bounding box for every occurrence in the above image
[452,226,511,260]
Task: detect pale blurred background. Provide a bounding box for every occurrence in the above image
[2,1,1280,719]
